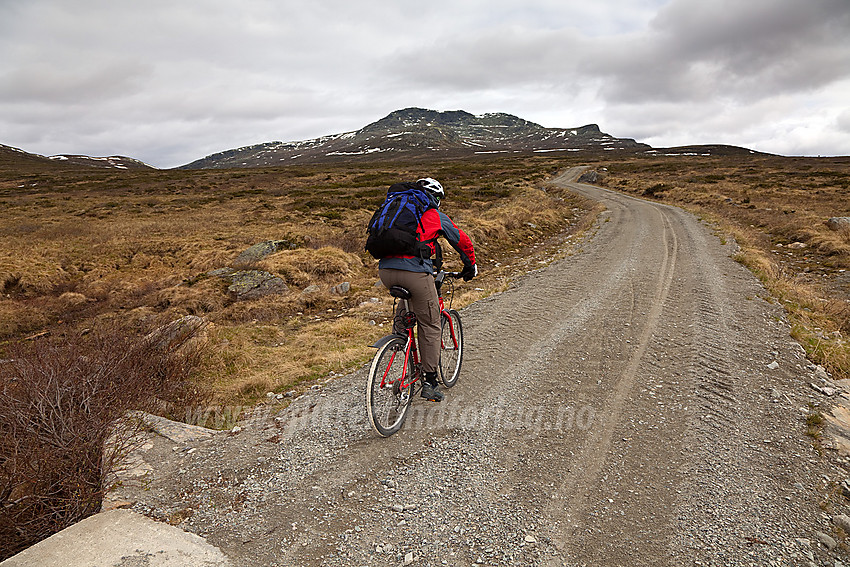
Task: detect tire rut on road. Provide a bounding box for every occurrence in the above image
[541,198,680,555]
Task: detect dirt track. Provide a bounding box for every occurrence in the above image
[121,168,842,566]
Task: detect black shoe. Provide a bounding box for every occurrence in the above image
[421,380,444,402]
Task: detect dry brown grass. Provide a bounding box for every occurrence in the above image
[597,154,850,378]
[256,246,363,284]
[1,156,595,404]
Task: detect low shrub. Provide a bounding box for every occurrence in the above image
[643,183,669,197]
[0,324,209,559]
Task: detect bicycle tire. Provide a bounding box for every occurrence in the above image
[366,337,413,437]
[439,309,463,387]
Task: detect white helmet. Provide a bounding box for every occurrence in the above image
[417,177,444,200]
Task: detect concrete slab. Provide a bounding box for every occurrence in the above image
[1,509,231,567]
[132,411,217,444]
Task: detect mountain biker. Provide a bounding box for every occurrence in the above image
[378,178,477,402]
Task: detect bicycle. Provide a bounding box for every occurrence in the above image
[365,271,464,437]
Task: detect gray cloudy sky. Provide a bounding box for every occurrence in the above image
[2,0,849,168]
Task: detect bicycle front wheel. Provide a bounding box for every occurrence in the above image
[439,309,463,388]
[366,337,413,437]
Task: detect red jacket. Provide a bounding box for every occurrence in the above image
[378,208,475,274]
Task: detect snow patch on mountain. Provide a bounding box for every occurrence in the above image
[179,107,651,169]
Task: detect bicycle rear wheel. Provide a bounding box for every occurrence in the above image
[439,309,463,388]
[366,337,413,437]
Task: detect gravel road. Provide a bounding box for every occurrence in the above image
[120,168,846,566]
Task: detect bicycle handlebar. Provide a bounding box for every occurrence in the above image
[434,270,462,284]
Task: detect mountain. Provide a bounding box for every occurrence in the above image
[0,143,155,171]
[0,144,58,171]
[180,108,652,169]
[644,144,769,157]
[42,154,155,170]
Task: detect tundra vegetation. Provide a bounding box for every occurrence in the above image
[0,156,595,403]
[0,154,598,556]
[1,150,848,557]
[599,154,850,379]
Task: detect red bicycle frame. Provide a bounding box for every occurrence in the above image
[381,318,418,388]
[378,271,460,390]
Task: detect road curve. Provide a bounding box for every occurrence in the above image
[120,168,831,566]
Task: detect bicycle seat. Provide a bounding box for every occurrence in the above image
[389,285,412,300]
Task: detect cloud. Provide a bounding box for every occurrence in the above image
[621,0,850,101]
[839,110,850,134]
[387,0,850,104]
[1,0,849,166]
[0,61,153,104]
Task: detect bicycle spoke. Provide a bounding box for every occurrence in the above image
[439,310,463,388]
[366,338,412,436]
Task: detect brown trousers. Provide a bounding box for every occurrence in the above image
[378,268,440,373]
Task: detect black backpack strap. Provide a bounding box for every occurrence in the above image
[411,190,437,264]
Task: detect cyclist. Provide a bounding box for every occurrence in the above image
[378,178,477,402]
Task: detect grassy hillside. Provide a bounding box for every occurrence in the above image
[7,150,844,401]
[0,156,595,405]
[596,154,850,378]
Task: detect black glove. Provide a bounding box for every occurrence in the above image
[460,263,478,281]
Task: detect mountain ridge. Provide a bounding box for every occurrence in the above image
[0,143,155,171]
[2,108,769,172]
[179,107,651,169]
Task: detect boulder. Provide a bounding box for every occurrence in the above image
[578,170,600,184]
[827,217,850,231]
[300,284,321,296]
[226,270,288,300]
[330,282,351,295]
[232,239,298,266]
[206,267,288,300]
[816,531,837,550]
[207,267,235,278]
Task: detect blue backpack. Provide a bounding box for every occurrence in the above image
[365,182,435,260]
